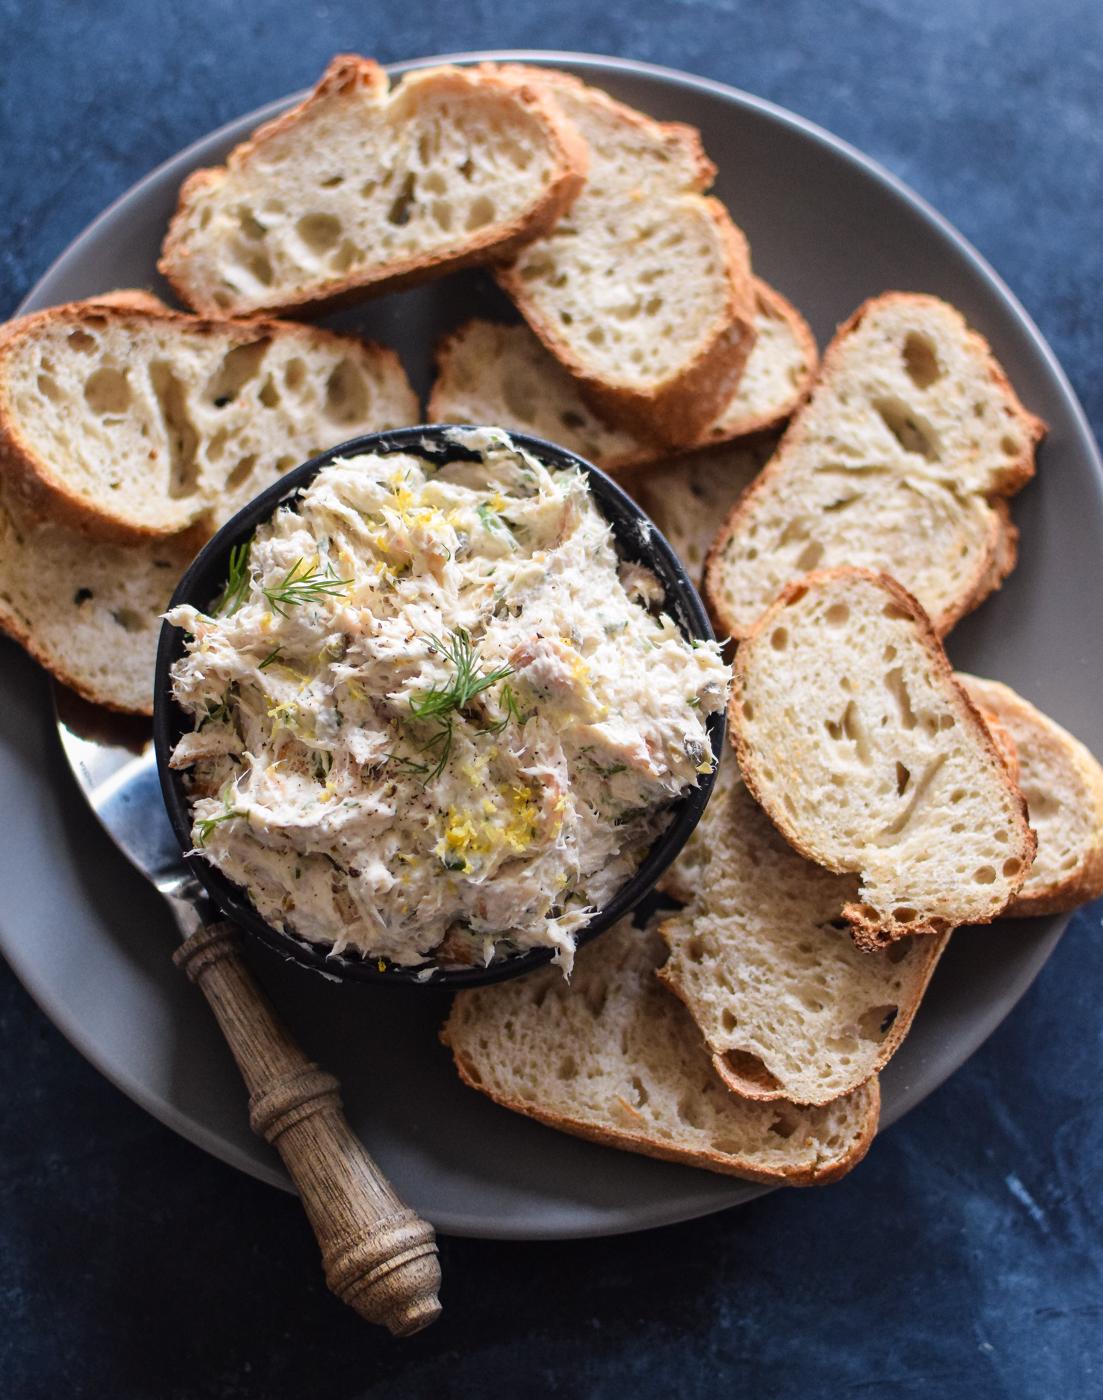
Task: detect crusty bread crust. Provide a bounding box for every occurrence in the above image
[654,754,952,1105]
[443,1030,879,1185]
[0,487,203,713]
[494,69,757,449]
[957,674,1103,916]
[427,278,815,474]
[159,56,590,320]
[705,292,1046,640]
[694,277,818,444]
[0,295,416,544]
[729,567,1036,951]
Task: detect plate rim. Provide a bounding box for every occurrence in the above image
[2,48,1092,1238]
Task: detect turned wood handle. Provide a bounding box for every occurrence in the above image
[174,921,441,1336]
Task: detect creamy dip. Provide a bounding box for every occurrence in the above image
[168,429,729,970]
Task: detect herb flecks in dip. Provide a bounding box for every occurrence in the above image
[168,431,729,970]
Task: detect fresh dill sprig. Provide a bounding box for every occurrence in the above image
[410,629,513,723]
[195,805,248,847]
[407,629,514,780]
[477,501,518,551]
[214,540,254,616]
[477,682,525,735]
[385,752,432,778]
[261,558,352,618]
[257,645,283,670]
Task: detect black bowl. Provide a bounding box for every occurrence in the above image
[154,426,724,987]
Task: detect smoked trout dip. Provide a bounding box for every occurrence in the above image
[167,429,729,971]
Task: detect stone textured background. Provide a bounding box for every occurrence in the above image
[2,1,1102,1395]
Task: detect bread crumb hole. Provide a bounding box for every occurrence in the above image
[387,172,417,226]
[112,608,145,633]
[769,1113,798,1140]
[891,906,917,923]
[883,603,912,621]
[902,332,940,389]
[226,454,258,491]
[858,1003,898,1041]
[331,239,361,274]
[556,1055,578,1081]
[466,194,496,231]
[325,358,370,425]
[207,339,269,406]
[742,700,754,721]
[74,588,93,606]
[37,374,63,403]
[895,762,910,796]
[721,1009,737,1032]
[771,627,788,651]
[722,1049,781,1092]
[686,936,706,964]
[825,603,849,625]
[258,376,280,409]
[238,210,266,240]
[1002,857,1022,877]
[973,865,997,885]
[796,540,824,571]
[875,396,940,460]
[84,367,131,415]
[68,329,97,353]
[284,358,306,392]
[1001,434,1020,456]
[247,252,274,286]
[883,644,897,662]
[297,211,342,253]
[320,174,344,188]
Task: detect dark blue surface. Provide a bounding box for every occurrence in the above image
[3,2,1103,1395]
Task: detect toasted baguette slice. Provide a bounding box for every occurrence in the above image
[428,280,816,471]
[957,675,1103,915]
[0,487,196,713]
[442,914,879,1185]
[730,568,1035,950]
[625,438,773,585]
[495,69,756,447]
[706,293,1045,639]
[657,750,949,1105]
[159,56,588,320]
[0,295,418,543]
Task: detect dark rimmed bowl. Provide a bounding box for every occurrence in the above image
[154,426,724,987]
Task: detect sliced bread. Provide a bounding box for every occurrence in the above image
[730,568,1036,950]
[657,749,950,1105]
[0,294,419,543]
[706,293,1046,639]
[495,69,757,447]
[159,56,589,320]
[625,437,773,585]
[442,914,880,1185]
[427,279,816,471]
[0,486,197,713]
[957,674,1103,916]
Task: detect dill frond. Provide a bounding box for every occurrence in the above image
[215,540,254,616]
[262,558,352,618]
[407,629,514,780]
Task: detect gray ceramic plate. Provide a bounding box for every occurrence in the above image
[1,52,1100,1240]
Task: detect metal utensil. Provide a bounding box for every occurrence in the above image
[54,684,442,1336]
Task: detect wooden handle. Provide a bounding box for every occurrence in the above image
[174,922,441,1336]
